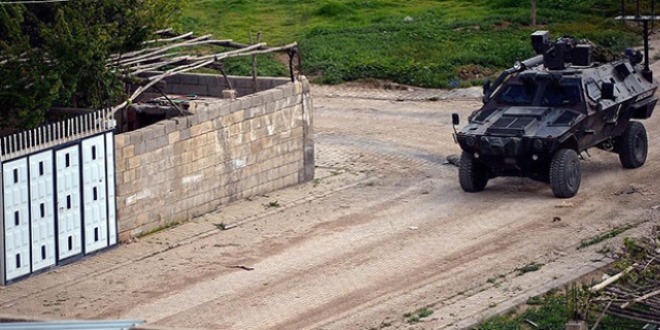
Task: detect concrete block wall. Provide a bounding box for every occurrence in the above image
[114,76,314,240]
[138,72,292,99]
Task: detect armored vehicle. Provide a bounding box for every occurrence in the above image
[452,28,658,198]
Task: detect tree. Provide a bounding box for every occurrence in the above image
[0,0,182,130]
[531,0,537,26]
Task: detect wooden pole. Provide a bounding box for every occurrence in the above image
[252,32,261,93]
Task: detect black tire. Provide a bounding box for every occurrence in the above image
[549,149,581,198]
[618,121,648,169]
[459,152,489,192]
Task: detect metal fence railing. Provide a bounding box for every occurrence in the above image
[0,109,117,162]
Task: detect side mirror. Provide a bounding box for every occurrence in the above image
[452,113,460,126]
[482,79,491,96]
[601,82,615,100]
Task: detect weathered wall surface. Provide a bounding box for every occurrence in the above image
[113,76,313,240]
[141,72,291,98]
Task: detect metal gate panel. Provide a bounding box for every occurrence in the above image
[105,133,117,246]
[3,158,31,281]
[55,146,83,261]
[28,151,56,271]
[82,135,108,253]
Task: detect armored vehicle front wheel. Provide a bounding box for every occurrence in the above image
[618,121,648,169]
[550,149,581,198]
[459,152,489,192]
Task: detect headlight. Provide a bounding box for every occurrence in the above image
[466,136,477,147]
[533,139,543,150]
[513,61,523,71]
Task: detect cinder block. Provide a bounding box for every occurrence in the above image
[189,115,200,126]
[179,74,200,85]
[229,100,243,113]
[302,79,311,93]
[164,120,176,134]
[262,90,277,104]
[223,89,237,100]
[134,141,147,155]
[196,110,209,123]
[286,95,301,108]
[195,84,212,96]
[146,135,168,152]
[126,131,143,146]
[122,145,135,159]
[175,116,191,130]
[229,110,245,125]
[208,103,231,120]
[164,74,183,84]
[233,77,254,89]
[168,131,180,144]
[191,121,213,137]
[280,84,295,98]
[114,134,126,149]
[180,128,191,140]
[271,88,284,101]
[198,74,220,86]
[266,102,277,114]
[123,168,136,183]
[236,89,251,97]
[250,95,264,107]
[239,96,254,110]
[167,84,189,95]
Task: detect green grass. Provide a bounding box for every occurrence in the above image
[516,262,544,275]
[180,0,638,88]
[403,307,434,324]
[476,291,646,330]
[265,200,281,208]
[137,221,181,238]
[577,225,634,250]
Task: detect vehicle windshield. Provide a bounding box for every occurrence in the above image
[494,79,582,108]
[541,83,581,106]
[496,84,536,105]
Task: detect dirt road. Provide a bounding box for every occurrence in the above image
[2,77,660,329]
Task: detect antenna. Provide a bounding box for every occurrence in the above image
[617,0,660,81]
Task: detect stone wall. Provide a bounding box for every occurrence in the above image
[113,76,313,240]
[139,72,292,98]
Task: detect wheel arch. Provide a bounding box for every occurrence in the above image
[557,134,579,153]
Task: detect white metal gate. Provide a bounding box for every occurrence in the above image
[56,146,83,261]
[0,110,117,285]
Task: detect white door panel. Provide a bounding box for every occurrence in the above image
[29,151,56,271]
[55,146,82,261]
[3,158,31,280]
[82,136,108,253]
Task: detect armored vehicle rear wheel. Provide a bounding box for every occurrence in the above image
[550,149,581,198]
[459,152,489,192]
[618,121,648,169]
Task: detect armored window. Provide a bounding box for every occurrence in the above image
[585,79,601,102]
[542,84,581,106]
[496,84,535,105]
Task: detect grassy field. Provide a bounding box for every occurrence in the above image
[477,289,647,330]
[180,0,638,88]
